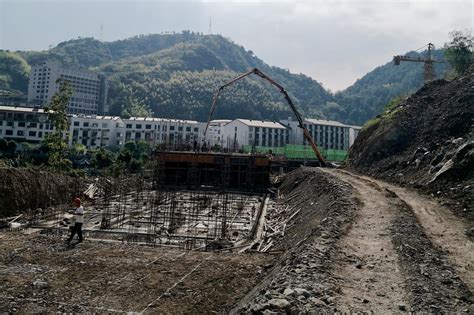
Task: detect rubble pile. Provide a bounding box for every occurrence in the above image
[235,167,358,313]
[348,66,474,217]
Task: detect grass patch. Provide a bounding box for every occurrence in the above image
[362,96,406,131]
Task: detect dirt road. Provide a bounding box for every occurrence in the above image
[323,168,473,312]
[336,169,473,290]
[325,169,408,312]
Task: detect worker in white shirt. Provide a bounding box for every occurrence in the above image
[67,197,84,243]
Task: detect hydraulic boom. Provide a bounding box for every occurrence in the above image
[204,68,327,167]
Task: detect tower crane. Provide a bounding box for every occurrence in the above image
[393,43,444,84]
[203,68,328,167]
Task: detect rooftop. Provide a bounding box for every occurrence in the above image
[70,114,122,121]
[0,105,46,114]
[236,119,287,129]
[304,118,348,127]
[125,117,199,124]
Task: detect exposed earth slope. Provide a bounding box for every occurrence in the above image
[348,66,474,218]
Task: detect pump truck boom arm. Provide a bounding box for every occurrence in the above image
[203,68,327,167]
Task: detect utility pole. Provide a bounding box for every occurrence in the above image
[393,43,444,84]
[99,24,104,41]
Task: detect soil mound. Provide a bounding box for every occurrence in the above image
[234,167,358,313]
[348,66,474,217]
[0,168,83,217]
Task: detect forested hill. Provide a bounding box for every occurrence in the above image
[0,32,450,125]
[330,49,450,125]
[1,33,332,121]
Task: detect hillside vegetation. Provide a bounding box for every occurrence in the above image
[0,32,449,124]
[348,65,473,216]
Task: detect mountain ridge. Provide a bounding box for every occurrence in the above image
[0,32,449,125]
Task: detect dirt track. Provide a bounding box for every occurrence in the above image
[326,169,408,312]
[325,169,473,312]
[335,169,473,291]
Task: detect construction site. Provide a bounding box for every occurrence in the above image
[1,63,473,314]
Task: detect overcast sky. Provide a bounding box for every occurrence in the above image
[0,0,472,91]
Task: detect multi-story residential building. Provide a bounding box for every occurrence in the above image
[0,106,122,148]
[219,119,288,150]
[69,115,125,148]
[27,61,108,115]
[205,119,232,147]
[281,118,359,150]
[123,117,204,148]
[0,105,54,143]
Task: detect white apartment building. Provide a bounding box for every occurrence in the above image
[0,106,123,148]
[206,119,232,147]
[123,117,204,148]
[219,119,288,150]
[69,115,125,148]
[0,106,54,143]
[281,118,359,150]
[27,61,108,115]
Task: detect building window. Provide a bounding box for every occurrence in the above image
[136,124,142,129]
[17,130,24,136]
[28,131,36,137]
[18,122,26,127]
[178,126,183,131]
[186,126,191,132]
[6,130,13,136]
[170,126,175,131]
[74,121,80,126]
[126,124,132,129]
[194,127,198,132]
[145,124,151,130]
[83,122,89,127]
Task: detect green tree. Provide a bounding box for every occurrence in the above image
[117,148,133,164]
[72,143,87,155]
[0,51,30,93]
[43,80,74,171]
[444,31,474,75]
[0,138,7,152]
[94,148,114,169]
[7,140,17,154]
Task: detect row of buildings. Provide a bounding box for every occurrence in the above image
[0,105,361,153]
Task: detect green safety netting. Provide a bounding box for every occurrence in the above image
[241,144,347,162]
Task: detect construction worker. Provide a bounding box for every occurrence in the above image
[67,197,84,243]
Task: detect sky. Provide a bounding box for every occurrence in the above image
[0,0,472,91]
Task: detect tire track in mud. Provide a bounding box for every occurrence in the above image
[321,169,408,313]
[338,169,474,292]
[329,169,472,312]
